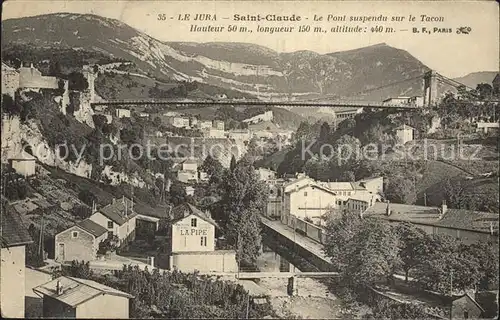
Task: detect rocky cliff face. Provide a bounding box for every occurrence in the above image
[1,115,93,178]
[1,115,148,187]
[3,13,431,100]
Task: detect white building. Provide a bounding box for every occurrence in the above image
[284,182,338,223]
[213,120,225,131]
[198,120,213,130]
[174,159,201,183]
[89,197,137,246]
[395,124,415,144]
[256,167,277,181]
[1,207,33,318]
[115,108,131,118]
[8,151,36,177]
[242,110,273,124]
[203,128,225,139]
[167,203,238,273]
[227,129,251,142]
[171,116,191,128]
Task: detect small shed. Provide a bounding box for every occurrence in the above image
[33,276,134,319]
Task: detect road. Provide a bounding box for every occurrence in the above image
[260,216,331,264]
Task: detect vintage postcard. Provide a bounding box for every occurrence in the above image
[1,0,499,319]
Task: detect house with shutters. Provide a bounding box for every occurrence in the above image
[54,219,108,262]
[88,197,137,246]
[1,203,33,318]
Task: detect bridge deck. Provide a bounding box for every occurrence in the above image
[202,271,340,279]
[91,99,418,109]
[259,216,331,264]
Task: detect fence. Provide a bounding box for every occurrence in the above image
[281,213,326,244]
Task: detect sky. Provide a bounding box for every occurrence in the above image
[2,0,499,78]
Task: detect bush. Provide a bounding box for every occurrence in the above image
[71,205,92,220]
[78,189,98,207]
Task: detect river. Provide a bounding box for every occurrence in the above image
[246,242,347,319]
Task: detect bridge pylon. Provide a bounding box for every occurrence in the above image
[423,70,438,108]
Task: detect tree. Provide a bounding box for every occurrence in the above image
[229,155,237,172]
[385,175,417,204]
[464,241,499,290]
[413,234,479,294]
[49,60,62,77]
[340,170,355,182]
[200,155,225,186]
[169,181,187,206]
[344,220,401,287]
[319,122,331,141]
[394,222,429,281]
[67,72,89,91]
[220,158,267,265]
[92,114,108,131]
[2,93,23,116]
[476,83,493,100]
[153,116,162,127]
[324,209,364,270]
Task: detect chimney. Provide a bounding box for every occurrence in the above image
[56,280,63,295]
[112,198,116,204]
[386,200,391,216]
[441,200,448,217]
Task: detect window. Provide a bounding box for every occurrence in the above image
[464,311,469,319]
[191,218,197,227]
[201,236,207,246]
[107,221,113,229]
[72,231,78,238]
[304,192,308,196]
[108,231,114,239]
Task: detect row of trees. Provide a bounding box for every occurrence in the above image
[324,210,499,296]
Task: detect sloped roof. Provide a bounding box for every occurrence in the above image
[395,124,416,131]
[9,150,36,161]
[1,62,17,72]
[365,202,499,234]
[436,209,498,234]
[325,182,355,191]
[33,276,133,307]
[1,203,33,248]
[285,182,337,196]
[170,203,218,227]
[452,293,485,313]
[97,197,137,226]
[76,219,107,237]
[364,202,441,224]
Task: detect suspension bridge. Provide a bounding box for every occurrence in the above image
[91,70,498,110]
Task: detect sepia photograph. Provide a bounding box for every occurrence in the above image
[1,0,499,319]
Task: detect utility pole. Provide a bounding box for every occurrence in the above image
[245,294,250,319]
[450,268,454,297]
[38,211,44,258]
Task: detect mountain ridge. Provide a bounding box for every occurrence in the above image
[2,12,486,102]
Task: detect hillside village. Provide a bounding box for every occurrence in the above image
[1,10,500,320]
